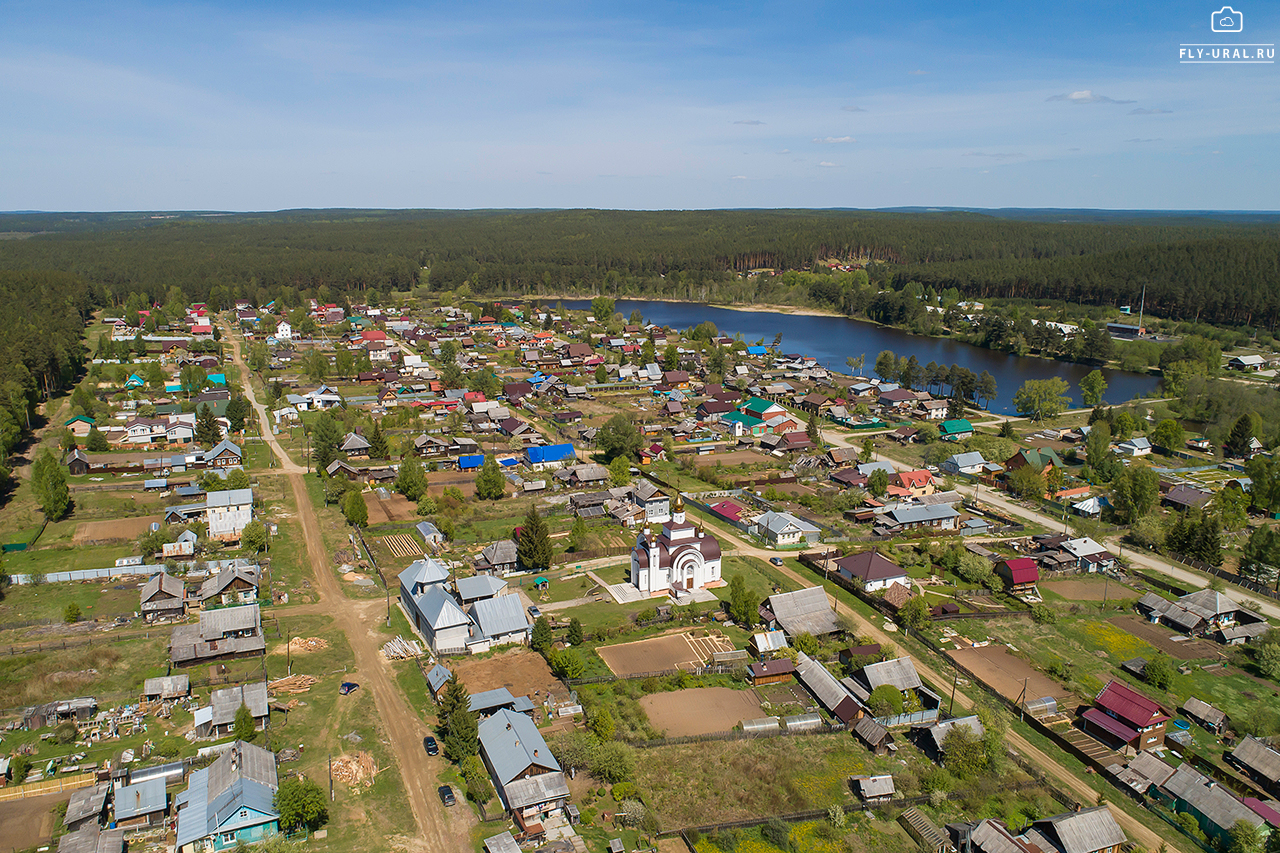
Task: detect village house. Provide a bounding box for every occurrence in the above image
[113,777,168,829]
[750,510,820,546]
[140,572,187,623]
[169,604,266,667]
[478,709,570,837]
[630,480,671,524]
[174,740,279,853]
[208,682,270,736]
[1082,680,1169,755]
[762,587,840,637]
[197,564,260,608]
[475,539,520,575]
[834,550,909,592]
[995,558,1040,596]
[1229,736,1280,796]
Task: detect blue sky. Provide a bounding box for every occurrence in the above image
[1,0,1276,210]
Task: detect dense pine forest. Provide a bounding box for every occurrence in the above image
[1,207,1278,442]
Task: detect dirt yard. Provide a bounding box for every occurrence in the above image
[949,644,1072,705]
[362,491,417,525]
[1108,614,1224,661]
[73,514,161,544]
[0,790,70,849]
[596,629,736,676]
[451,647,562,699]
[1042,578,1136,602]
[640,686,764,736]
[695,449,769,468]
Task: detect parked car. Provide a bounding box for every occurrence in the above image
[528,604,543,619]
[438,785,456,806]
[339,682,359,695]
[769,557,783,566]
[423,736,438,756]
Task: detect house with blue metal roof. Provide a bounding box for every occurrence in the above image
[113,776,168,828]
[426,663,453,699]
[469,594,531,646]
[478,709,570,829]
[526,443,577,470]
[174,740,278,853]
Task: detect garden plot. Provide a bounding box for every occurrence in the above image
[451,647,562,698]
[640,686,765,736]
[949,644,1073,706]
[1041,578,1136,602]
[73,515,161,545]
[596,630,736,676]
[1107,614,1223,661]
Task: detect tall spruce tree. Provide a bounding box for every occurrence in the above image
[517,506,553,571]
[368,419,389,460]
[194,404,221,447]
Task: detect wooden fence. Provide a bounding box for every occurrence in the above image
[0,771,96,803]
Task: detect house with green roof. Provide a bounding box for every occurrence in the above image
[64,415,96,438]
[938,419,974,441]
[723,411,766,437]
[740,396,786,421]
[1004,447,1064,476]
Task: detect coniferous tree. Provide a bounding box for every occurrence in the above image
[474,456,506,500]
[311,411,341,472]
[517,507,553,571]
[396,456,428,501]
[194,404,222,447]
[368,419,389,460]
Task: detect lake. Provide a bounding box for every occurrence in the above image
[559,299,1161,414]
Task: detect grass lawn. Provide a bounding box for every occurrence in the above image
[266,615,418,853]
[0,581,142,632]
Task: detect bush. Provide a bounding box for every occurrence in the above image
[275,777,329,831]
[63,603,81,623]
[611,781,640,802]
[54,721,79,744]
[866,684,904,717]
[590,741,635,784]
[709,828,742,852]
[1031,604,1056,625]
[761,818,792,852]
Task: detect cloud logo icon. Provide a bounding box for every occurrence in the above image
[1211,6,1243,32]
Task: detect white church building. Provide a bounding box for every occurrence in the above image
[630,496,723,597]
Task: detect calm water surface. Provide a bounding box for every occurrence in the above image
[561,299,1160,414]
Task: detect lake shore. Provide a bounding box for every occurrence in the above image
[540,294,843,319]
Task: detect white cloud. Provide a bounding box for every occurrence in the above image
[776,149,790,154]
[908,69,928,75]
[1125,138,1161,143]
[1047,90,1135,104]
[730,175,748,179]
[733,119,765,125]
[842,105,866,112]
[963,151,1025,160]
[817,161,838,167]
[1129,108,1171,115]
[812,136,855,144]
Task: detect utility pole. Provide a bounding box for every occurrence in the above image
[1018,677,1029,722]
[950,671,959,715]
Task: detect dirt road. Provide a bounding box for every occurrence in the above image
[226,329,468,851]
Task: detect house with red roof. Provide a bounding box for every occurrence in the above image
[1083,680,1169,755]
[894,469,935,498]
[996,558,1040,595]
[360,330,388,342]
[709,500,746,524]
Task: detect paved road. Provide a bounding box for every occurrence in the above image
[226,329,469,852]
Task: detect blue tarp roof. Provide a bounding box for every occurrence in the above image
[526,444,575,465]
[458,454,485,470]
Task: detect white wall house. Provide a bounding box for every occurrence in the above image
[207,488,254,542]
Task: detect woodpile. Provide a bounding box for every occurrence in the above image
[381,635,424,661]
[330,752,376,787]
[286,637,329,653]
[268,674,318,695]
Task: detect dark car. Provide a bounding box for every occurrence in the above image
[438,785,456,806]
[339,682,360,695]
[770,557,784,566]
[423,736,439,756]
